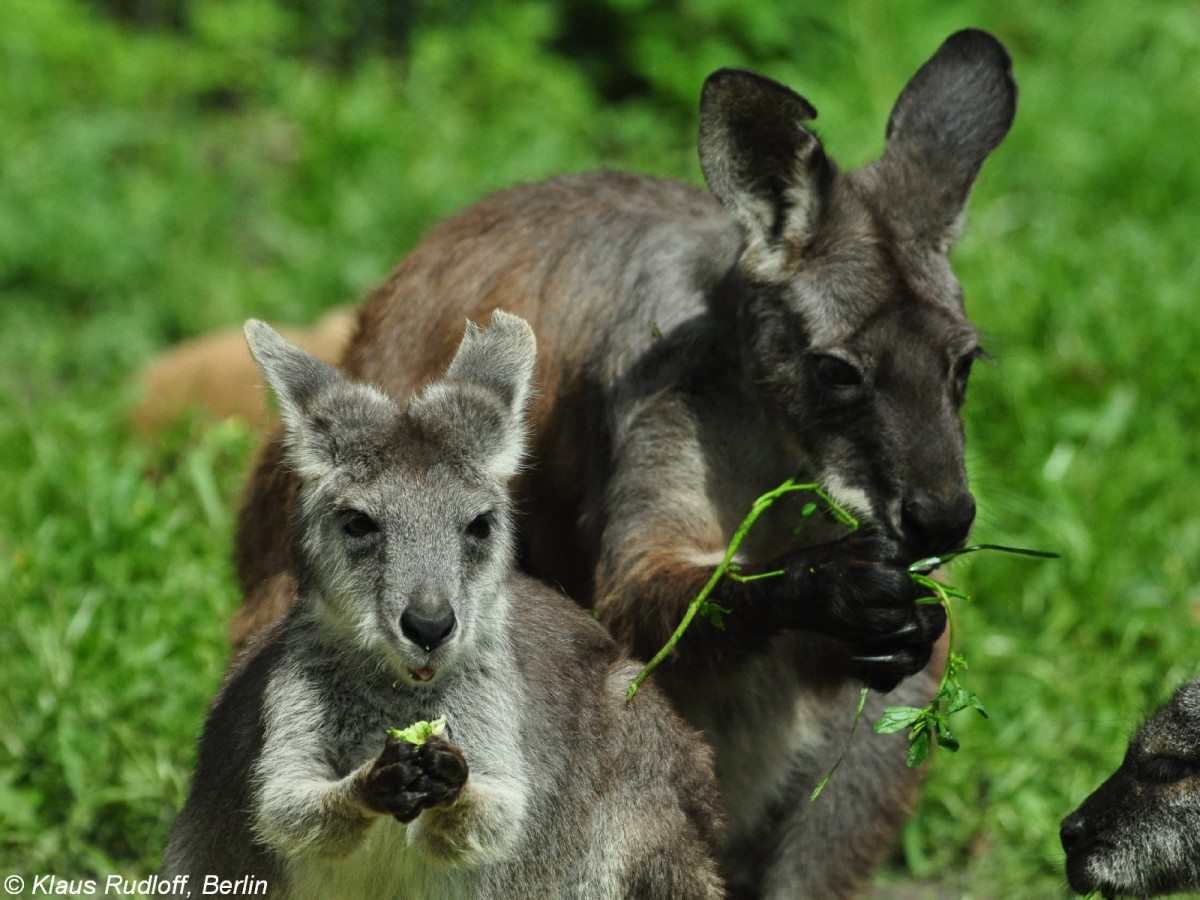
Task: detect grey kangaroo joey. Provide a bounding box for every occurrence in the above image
[233,30,1016,899]
[164,312,725,899]
[1061,677,1200,899]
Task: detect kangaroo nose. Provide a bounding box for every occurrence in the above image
[901,492,976,556]
[1059,810,1087,854]
[400,606,457,652]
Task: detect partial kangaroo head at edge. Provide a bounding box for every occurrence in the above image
[243,310,537,686]
[700,29,1015,558]
[1061,677,1200,898]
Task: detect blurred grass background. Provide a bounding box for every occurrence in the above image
[1,0,1198,895]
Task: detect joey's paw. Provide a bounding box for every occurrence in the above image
[413,736,469,806]
[363,735,468,823]
[848,600,947,692]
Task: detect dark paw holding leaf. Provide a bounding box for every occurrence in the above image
[363,735,468,823]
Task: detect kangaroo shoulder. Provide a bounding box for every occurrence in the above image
[507,572,618,665]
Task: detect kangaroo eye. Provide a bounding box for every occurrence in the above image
[340,510,379,538]
[1140,756,1198,784]
[466,511,495,540]
[950,347,987,404]
[955,347,986,383]
[812,354,863,389]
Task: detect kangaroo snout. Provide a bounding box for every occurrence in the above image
[400,604,457,652]
[900,491,975,557]
[1058,809,1086,855]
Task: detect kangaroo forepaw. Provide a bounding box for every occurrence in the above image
[363,735,469,823]
[848,600,946,692]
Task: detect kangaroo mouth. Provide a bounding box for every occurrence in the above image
[407,666,437,683]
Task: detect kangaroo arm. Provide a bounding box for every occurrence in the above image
[595,544,804,669]
[251,675,387,858]
[597,524,944,692]
[591,392,804,669]
[253,761,382,858]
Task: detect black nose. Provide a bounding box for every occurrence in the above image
[901,492,976,556]
[400,606,457,652]
[1060,810,1087,854]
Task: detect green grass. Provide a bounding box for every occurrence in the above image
[3,0,1199,895]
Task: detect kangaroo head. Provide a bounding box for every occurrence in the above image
[244,310,537,685]
[1061,679,1200,898]
[699,30,1016,557]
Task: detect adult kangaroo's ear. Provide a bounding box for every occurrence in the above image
[698,68,831,274]
[443,309,538,480]
[876,29,1017,247]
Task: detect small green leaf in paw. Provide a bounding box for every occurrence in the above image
[388,716,447,745]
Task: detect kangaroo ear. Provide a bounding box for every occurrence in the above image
[244,319,352,480]
[698,68,831,276]
[875,29,1017,248]
[443,310,537,480]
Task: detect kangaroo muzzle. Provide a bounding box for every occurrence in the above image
[400,604,457,652]
[900,489,976,557]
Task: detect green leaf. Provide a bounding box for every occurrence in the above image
[946,687,987,717]
[907,544,1060,572]
[698,600,731,630]
[935,719,960,752]
[874,705,926,734]
[388,716,447,745]
[906,731,932,768]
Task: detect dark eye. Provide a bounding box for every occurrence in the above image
[955,347,986,386]
[812,354,863,389]
[1140,756,1199,785]
[340,510,379,538]
[466,511,494,540]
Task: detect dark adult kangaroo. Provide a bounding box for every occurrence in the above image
[235,30,1016,898]
[1061,677,1200,898]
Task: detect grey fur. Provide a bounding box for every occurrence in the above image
[234,29,1017,898]
[166,312,724,898]
[1061,677,1200,899]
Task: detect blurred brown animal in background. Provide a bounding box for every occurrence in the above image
[130,307,355,437]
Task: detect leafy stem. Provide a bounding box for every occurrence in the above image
[874,572,985,768]
[625,479,855,702]
[809,684,871,801]
[624,474,1057,789]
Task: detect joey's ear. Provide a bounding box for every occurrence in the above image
[244,319,349,480]
[244,319,343,428]
[443,310,537,480]
[874,29,1017,247]
[698,68,831,274]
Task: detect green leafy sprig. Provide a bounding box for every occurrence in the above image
[872,545,1055,768]
[810,544,1056,799]
[874,574,981,769]
[624,474,1057,797]
[625,479,855,702]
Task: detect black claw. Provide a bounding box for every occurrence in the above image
[851,652,906,666]
[860,620,923,645]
